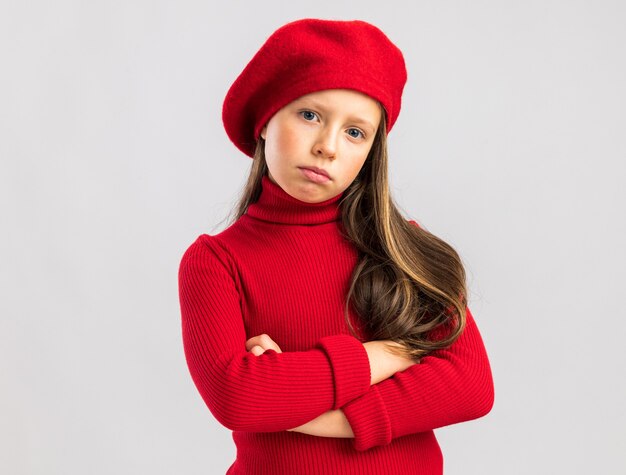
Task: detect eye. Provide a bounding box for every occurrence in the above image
[300,110,318,121]
[347,128,365,139]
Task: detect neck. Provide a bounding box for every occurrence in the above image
[245,174,343,225]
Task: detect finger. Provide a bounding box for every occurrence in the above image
[258,334,282,353]
[249,345,265,356]
[245,334,271,351]
[245,335,262,351]
[246,334,282,353]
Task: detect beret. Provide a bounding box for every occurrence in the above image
[222,18,408,158]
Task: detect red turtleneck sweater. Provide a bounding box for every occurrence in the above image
[178,175,494,475]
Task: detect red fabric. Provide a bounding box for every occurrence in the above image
[178,174,494,474]
[222,18,407,158]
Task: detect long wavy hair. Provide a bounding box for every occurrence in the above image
[221,111,468,361]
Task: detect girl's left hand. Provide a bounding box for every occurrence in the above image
[245,333,283,355]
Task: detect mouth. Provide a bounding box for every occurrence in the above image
[299,166,331,183]
[299,166,330,179]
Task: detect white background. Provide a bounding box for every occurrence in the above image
[2,1,625,474]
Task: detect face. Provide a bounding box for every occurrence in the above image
[260,88,382,203]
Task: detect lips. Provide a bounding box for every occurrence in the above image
[300,166,330,179]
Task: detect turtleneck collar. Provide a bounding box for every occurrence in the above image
[246,174,343,225]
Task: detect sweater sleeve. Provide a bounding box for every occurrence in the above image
[340,306,494,451]
[178,235,371,433]
[339,220,494,451]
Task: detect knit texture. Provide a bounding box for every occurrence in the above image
[178,175,494,474]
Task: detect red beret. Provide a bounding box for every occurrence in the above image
[222,18,408,158]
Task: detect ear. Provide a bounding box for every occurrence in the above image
[260,124,267,140]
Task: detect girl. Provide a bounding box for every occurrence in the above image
[178,18,494,475]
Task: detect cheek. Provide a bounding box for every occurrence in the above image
[266,124,300,158]
[345,149,370,178]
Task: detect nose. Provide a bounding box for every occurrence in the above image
[312,126,337,159]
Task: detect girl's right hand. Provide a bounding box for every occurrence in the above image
[363,340,418,386]
[385,340,419,372]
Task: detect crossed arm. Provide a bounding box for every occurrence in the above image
[288,408,354,438]
[245,333,414,438]
[246,307,494,448]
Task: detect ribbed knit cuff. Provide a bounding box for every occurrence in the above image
[315,334,371,409]
[341,385,392,451]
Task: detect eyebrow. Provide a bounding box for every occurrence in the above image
[297,98,377,133]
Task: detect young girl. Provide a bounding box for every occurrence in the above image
[178,18,494,475]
